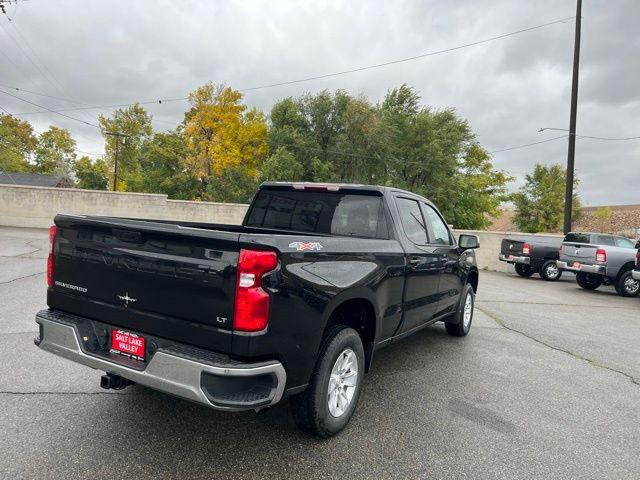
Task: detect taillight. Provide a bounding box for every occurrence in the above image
[596,249,607,263]
[47,225,57,287]
[522,242,531,256]
[233,249,278,332]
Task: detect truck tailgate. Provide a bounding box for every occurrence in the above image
[49,215,239,351]
[501,239,525,255]
[560,243,597,263]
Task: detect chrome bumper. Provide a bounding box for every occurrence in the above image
[499,253,530,265]
[557,261,607,275]
[632,270,640,281]
[35,310,286,411]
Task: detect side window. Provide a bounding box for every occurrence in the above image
[615,237,636,249]
[596,235,615,246]
[423,204,453,246]
[396,198,428,244]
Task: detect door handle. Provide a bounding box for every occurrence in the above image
[409,257,422,267]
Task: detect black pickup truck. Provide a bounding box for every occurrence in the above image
[35,182,480,437]
[498,235,564,281]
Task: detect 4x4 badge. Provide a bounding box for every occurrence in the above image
[117,292,137,307]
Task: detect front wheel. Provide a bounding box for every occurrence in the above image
[615,270,640,297]
[514,263,534,278]
[445,284,475,337]
[576,272,602,290]
[540,260,562,281]
[290,326,364,438]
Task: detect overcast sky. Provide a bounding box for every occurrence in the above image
[1,0,638,205]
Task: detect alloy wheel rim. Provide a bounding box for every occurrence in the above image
[624,277,640,294]
[463,292,473,329]
[328,348,358,418]
[546,263,559,278]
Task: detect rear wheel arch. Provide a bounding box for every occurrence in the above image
[615,261,636,281]
[323,297,377,372]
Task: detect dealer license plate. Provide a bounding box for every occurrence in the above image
[111,329,146,361]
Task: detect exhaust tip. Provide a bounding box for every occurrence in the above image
[100,373,132,390]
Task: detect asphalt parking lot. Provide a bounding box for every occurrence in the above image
[1,226,639,479]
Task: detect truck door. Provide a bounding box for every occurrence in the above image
[393,196,442,334]
[421,202,463,318]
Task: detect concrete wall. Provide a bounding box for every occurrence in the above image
[0,185,248,228]
[0,184,560,272]
[453,229,563,272]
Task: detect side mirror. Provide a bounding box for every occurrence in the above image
[459,234,480,250]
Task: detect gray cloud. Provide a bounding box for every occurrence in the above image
[1,0,638,205]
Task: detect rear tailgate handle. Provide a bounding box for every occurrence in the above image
[113,229,144,244]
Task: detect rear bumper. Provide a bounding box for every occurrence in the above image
[34,309,286,411]
[632,270,640,280]
[499,253,530,265]
[557,261,607,275]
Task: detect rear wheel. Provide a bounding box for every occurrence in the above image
[540,260,562,281]
[514,263,534,278]
[576,272,602,290]
[615,270,640,297]
[290,326,364,438]
[445,284,474,337]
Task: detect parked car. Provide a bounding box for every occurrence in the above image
[632,240,640,283]
[499,235,564,281]
[35,182,480,437]
[557,232,639,297]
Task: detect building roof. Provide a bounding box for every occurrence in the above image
[0,172,65,187]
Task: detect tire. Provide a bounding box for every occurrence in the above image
[514,263,534,277]
[445,284,474,337]
[615,270,640,297]
[290,326,364,438]
[576,272,602,290]
[540,260,562,281]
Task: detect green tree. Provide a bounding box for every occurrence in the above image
[593,206,612,233]
[381,86,473,206]
[447,144,512,229]
[99,104,153,191]
[205,165,259,204]
[512,164,581,233]
[74,156,109,190]
[138,132,199,199]
[34,126,77,176]
[268,85,510,228]
[261,147,304,182]
[269,90,385,182]
[0,114,36,172]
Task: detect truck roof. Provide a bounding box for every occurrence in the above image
[259,181,431,203]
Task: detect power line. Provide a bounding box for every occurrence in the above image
[488,135,567,154]
[0,82,87,105]
[577,134,640,141]
[0,87,101,128]
[538,127,640,141]
[6,16,575,118]
[6,14,98,125]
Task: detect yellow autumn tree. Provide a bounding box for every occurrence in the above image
[181,83,268,200]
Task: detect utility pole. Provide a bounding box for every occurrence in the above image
[104,132,131,191]
[563,0,582,235]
